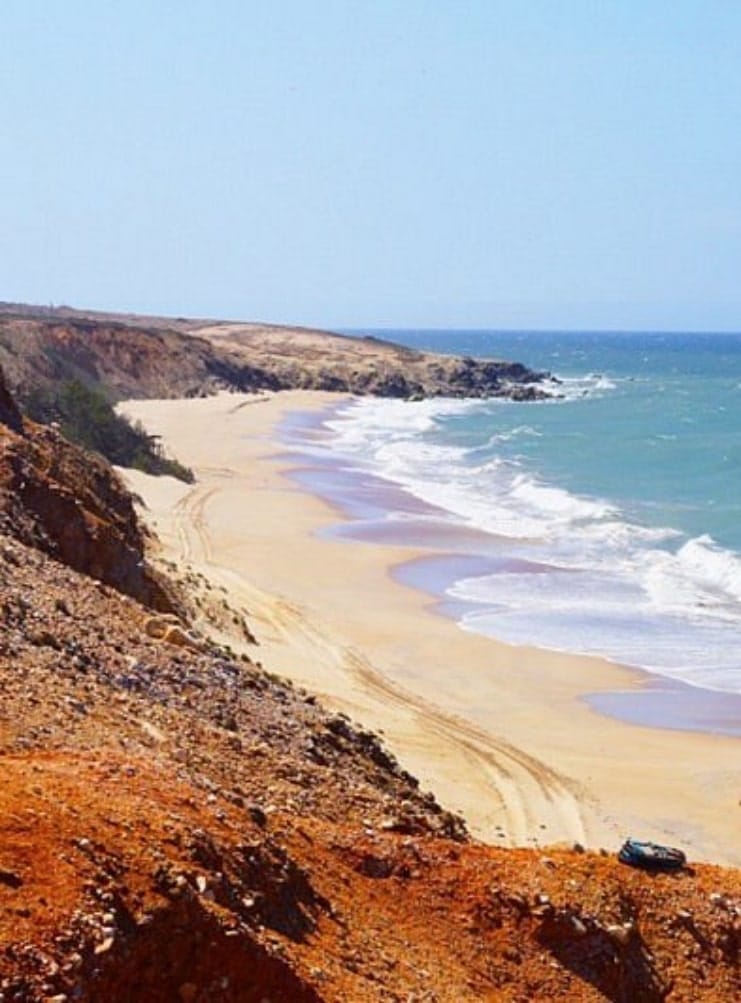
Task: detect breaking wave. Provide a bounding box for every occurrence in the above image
[316,392,741,694]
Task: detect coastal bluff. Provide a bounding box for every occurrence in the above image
[0,302,550,404]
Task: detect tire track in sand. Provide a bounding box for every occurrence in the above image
[167,479,602,848]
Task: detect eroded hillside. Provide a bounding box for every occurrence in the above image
[0,371,173,609]
[0,303,549,404]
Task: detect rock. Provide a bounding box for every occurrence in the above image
[248,804,268,828]
[0,367,23,433]
[507,384,547,402]
[358,855,394,879]
[94,935,115,954]
[606,922,634,947]
[163,624,203,652]
[532,903,554,918]
[569,915,588,937]
[143,616,204,651]
[709,893,728,908]
[0,868,23,888]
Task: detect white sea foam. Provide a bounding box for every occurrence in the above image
[677,535,741,601]
[450,559,741,693]
[639,535,741,615]
[508,473,616,523]
[472,425,542,450]
[314,393,741,694]
[324,397,622,539]
[324,396,482,451]
[542,372,619,401]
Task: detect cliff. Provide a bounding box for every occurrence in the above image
[0,369,173,610]
[0,303,550,405]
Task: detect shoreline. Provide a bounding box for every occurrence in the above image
[118,390,741,866]
[282,408,741,739]
[389,553,741,738]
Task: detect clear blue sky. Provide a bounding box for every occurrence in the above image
[2,1,740,330]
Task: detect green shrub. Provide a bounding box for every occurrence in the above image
[24,380,194,483]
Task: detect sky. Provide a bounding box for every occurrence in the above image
[2,1,741,330]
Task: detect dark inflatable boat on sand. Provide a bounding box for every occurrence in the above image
[619,838,687,871]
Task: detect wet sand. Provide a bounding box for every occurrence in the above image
[287,449,741,741]
[118,390,741,866]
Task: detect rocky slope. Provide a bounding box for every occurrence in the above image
[0,303,550,404]
[1,531,740,1002]
[0,371,172,610]
[0,370,738,1001]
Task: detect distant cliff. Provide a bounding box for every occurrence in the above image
[0,303,551,405]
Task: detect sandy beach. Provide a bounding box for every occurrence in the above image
[119,390,741,866]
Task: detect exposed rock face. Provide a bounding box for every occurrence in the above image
[196,322,552,400]
[0,368,173,609]
[0,366,23,433]
[0,314,278,402]
[0,304,551,404]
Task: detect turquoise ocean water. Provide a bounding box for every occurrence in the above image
[286,331,741,706]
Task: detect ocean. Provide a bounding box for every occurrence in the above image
[282,330,741,731]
